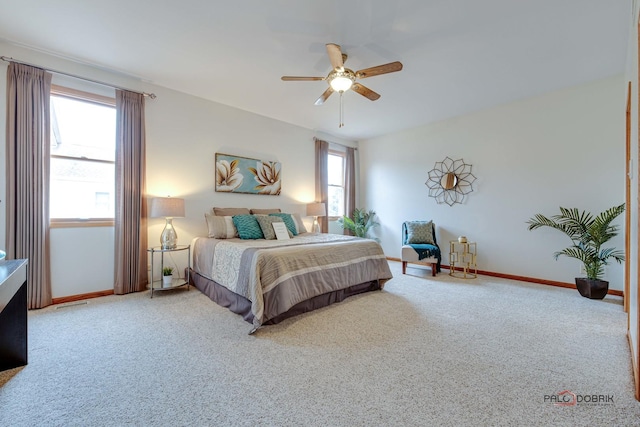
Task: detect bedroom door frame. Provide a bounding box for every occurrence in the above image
[627,81,632,315]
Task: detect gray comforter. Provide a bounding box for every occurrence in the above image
[192,233,393,329]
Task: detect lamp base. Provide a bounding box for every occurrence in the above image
[312,218,321,233]
[160,218,178,249]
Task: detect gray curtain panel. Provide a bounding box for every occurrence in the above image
[5,62,53,309]
[114,90,148,294]
[344,147,356,235]
[314,138,329,233]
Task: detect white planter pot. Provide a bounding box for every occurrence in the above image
[162,275,173,287]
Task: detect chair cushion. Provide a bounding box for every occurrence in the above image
[405,221,435,245]
[407,243,440,261]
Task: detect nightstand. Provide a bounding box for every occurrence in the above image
[147,244,190,298]
[449,241,477,279]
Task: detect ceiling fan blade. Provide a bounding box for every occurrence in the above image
[351,83,380,101]
[314,87,334,106]
[326,43,344,70]
[281,76,325,81]
[355,61,403,78]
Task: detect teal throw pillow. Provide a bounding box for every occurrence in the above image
[406,221,435,245]
[232,215,264,239]
[269,213,298,236]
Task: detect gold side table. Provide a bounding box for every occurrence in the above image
[449,241,477,279]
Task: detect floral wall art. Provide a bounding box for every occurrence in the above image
[215,153,282,195]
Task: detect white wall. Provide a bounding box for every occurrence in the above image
[145,85,318,244]
[0,41,355,298]
[360,74,626,290]
[49,227,115,296]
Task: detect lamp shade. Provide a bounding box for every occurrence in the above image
[306,202,326,217]
[150,197,185,218]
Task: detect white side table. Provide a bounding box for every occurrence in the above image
[449,241,477,279]
[148,244,191,298]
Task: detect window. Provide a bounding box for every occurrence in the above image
[49,86,116,224]
[327,151,345,218]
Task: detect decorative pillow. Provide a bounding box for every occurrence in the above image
[291,212,308,234]
[250,208,281,214]
[213,207,250,216]
[255,215,292,240]
[269,213,298,236]
[232,215,264,239]
[204,213,237,238]
[406,221,435,245]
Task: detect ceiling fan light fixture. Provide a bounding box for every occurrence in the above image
[329,72,354,92]
[281,43,403,127]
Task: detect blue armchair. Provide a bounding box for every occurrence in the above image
[401,221,441,276]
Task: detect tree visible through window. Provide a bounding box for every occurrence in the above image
[328,152,345,218]
[49,87,116,220]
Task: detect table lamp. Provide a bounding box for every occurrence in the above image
[306,202,326,233]
[150,197,185,249]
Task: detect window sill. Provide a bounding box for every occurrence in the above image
[50,220,114,228]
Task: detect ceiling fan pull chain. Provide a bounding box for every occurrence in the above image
[339,91,344,128]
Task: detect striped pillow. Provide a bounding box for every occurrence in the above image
[204,213,238,239]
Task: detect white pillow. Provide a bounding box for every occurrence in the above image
[290,212,308,234]
[204,212,238,238]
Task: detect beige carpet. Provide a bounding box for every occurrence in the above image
[1,261,639,426]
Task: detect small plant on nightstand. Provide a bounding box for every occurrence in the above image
[162,267,174,287]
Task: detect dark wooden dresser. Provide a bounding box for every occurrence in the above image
[0,259,28,371]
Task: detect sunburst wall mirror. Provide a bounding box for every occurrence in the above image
[425,157,477,206]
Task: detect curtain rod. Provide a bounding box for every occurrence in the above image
[313,137,358,150]
[1,56,156,99]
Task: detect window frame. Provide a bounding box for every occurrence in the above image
[49,85,116,228]
[327,149,346,221]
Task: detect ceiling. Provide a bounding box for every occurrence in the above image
[0,0,631,140]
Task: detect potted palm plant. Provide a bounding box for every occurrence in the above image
[337,208,380,240]
[162,266,174,287]
[526,203,625,299]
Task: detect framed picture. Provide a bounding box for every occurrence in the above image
[272,222,290,240]
[215,153,281,195]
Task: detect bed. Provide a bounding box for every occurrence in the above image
[190,213,393,333]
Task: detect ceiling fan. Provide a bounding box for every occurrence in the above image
[281,43,403,127]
